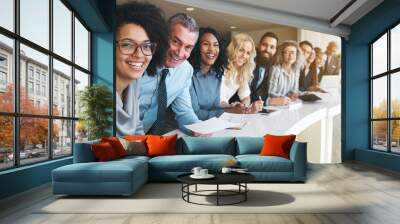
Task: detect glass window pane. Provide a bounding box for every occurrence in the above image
[20,0,49,49]
[0,116,14,170]
[0,0,14,31]
[391,24,400,70]
[20,117,49,165]
[75,120,88,143]
[53,119,72,158]
[20,44,49,115]
[53,0,72,60]
[0,34,14,112]
[391,120,400,153]
[53,59,72,117]
[372,121,388,151]
[372,33,387,76]
[74,18,89,70]
[372,77,387,119]
[74,69,89,118]
[391,72,400,118]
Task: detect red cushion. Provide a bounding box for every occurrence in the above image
[259,134,296,159]
[91,142,117,161]
[146,134,177,157]
[101,137,127,158]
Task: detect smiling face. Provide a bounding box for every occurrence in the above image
[234,41,253,68]
[199,32,220,68]
[307,49,316,64]
[300,43,313,62]
[165,23,198,68]
[315,53,327,67]
[116,23,152,81]
[283,45,297,65]
[259,36,277,60]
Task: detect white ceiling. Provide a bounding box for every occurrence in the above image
[117,0,384,37]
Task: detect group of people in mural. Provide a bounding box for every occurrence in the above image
[115,1,341,137]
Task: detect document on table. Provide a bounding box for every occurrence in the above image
[265,99,303,111]
[184,117,246,134]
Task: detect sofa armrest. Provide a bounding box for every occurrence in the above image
[289,141,307,181]
[73,140,100,163]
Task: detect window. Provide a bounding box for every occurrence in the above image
[0,54,8,88]
[371,23,400,154]
[28,81,34,94]
[0,0,91,171]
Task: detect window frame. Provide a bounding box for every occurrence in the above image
[0,0,92,171]
[370,20,400,154]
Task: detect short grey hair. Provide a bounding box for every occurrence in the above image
[168,13,199,36]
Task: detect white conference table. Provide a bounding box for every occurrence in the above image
[169,89,341,164]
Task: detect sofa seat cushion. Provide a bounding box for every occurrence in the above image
[236,155,293,172]
[149,154,235,172]
[53,159,147,183]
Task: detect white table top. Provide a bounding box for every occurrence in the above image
[170,89,341,137]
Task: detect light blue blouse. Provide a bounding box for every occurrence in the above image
[190,69,224,120]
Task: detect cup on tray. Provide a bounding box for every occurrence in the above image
[199,168,208,176]
[191,167,202,176]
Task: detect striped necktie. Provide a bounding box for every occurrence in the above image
[150,69,168,135]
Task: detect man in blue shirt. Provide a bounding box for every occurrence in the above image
[138,13,202,135]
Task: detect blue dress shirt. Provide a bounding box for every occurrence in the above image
[138,60,200,133]
[190,69,224,120]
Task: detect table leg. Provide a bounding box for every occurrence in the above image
[195,184,197,192]
[245,183,247,201]
[217,184,219,206]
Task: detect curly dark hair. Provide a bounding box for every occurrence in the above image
[116,2,168,75]
[188,27,227,78]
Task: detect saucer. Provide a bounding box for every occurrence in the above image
[190,174,215,179]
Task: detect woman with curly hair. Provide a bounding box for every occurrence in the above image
[188,27,227,120]
[116,2,168,136]
[220,33,263,114]
[268,40,305,105]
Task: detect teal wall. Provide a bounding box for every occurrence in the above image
[344,0,400,171]
[0,0,114,200]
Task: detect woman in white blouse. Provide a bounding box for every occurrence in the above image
[220,33,263,113]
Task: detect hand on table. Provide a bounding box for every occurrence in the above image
[192,132,212,137]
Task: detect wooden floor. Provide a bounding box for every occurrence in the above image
[1,162,400,224]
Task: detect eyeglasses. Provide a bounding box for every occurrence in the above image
[283,50,297,56]
[116,40,157,56]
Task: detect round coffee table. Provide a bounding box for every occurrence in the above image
[177,173,255,206]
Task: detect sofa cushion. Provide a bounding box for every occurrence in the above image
[235,137,263,155]
[52,158,147,183]
[260,134,296,159]
[236,155,293,172]
[101,137,127,158]
[177,137,236,155]
[91,142,118,161]
[148,154,235,172]
[147,134,177,157]
[119,138,147,156]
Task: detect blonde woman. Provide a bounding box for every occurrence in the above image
[220,33,263,113]
[268,41,305,104]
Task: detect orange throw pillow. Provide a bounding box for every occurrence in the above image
[124,135,148,141]
[91,142,117,161]
[146,134,177,157]
[259,134,296,159]
[101,137,126,158]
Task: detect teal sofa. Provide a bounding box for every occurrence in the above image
[52,137,307,195]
